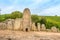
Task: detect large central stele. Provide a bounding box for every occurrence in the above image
[22,8,31,31]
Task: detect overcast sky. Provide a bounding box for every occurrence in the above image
[0,0,60,16]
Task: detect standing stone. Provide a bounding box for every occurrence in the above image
[37,23,40,31]
[0,22,7,30]
[41,24,46,31]
[6,19,14,30]
[19,19,23,31]
[57,28,60,32]
[14,18,22,30]
[51,26,58,32]
[22,8,31,31]
[31,23,37,31]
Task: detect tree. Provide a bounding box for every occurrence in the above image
[46,22,54,29]
[0,15,5,22]
[4,14,11,19]
[31,15,39,23]
[40,16,47,25]
[31,15,40,27]
[11,11,22,19]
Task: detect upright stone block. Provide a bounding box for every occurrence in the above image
[14,18,22,30]
[57,28,60,32]
[22,8,31,31]
[0,22,7,30]
[6,19,14,30]
[19,19,23,31]
[32,23,36,31]
[37,23,40,31]
[41,24,46,31]
[51,26,58,32]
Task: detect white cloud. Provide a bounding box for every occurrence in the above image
[1,0,60,16]
[28,0,51,10]
[1,0,51,14]
[2,6,14,14]
[32,0,50,5]
[1,0,20,14]
[39,5,60,16]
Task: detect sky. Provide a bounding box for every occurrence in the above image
[0,0,60,16]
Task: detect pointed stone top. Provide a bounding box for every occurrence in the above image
[24,8,30,11]
[23,8,30,14]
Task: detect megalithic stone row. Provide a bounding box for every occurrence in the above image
[0,8,60,32]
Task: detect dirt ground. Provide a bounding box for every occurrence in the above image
[0,30,60,40]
